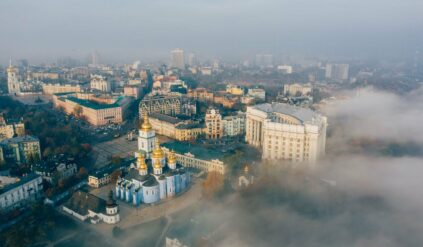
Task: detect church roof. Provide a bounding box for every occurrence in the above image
[63,190,107,216]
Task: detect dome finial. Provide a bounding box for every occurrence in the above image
[140,111,152,131]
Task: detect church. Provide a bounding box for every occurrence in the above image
[115,113,191,206]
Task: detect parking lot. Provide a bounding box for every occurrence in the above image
[92,134,138,167]
[92,134,173,168]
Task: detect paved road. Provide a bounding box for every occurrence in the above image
[155,214,172,247]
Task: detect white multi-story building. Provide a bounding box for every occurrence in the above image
[277,65,293,74]
[246,103,327,165]
[170,49,185,70]
[283,83,313,96]
[325,64,349,81]
[247,88,266,101]
[7,62,21,95]
[90,74,111,92]
[222,112,246,136]
[0,174,43,210]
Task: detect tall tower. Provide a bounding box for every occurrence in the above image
[7,60,20,95]
[170,49,184,70]
[138,112,156,158]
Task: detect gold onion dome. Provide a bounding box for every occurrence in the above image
[168,150,177,164]
[244,165,249,174]
[152,139,165,159]
[140,112,152,131]
[137,152,147,170]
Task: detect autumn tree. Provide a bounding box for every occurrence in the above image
[110,170,122,184]
[76,167,88,179]
[202,171,224,199]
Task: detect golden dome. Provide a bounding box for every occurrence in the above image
[167,150,177,164]
[140,112,152,131]
[152,139,165,159]
[137,152,147,170]
[153,161,162,169]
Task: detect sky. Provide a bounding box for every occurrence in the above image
[1,0,423,64]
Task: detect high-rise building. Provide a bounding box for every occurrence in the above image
[188,53,197,67]
[91,50,100,67]
[325,64,349,81]
[170,49,185,70]
[205,108,223,139]
[7,61,20,95]
[256,54,273,68]
[246,103,327,165]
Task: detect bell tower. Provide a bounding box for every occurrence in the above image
[7,59,20,95]
[138,112,156,158]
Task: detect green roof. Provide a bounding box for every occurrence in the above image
[66,96,120,110]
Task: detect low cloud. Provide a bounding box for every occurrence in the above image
[191,87,423,247]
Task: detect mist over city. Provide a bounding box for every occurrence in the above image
[1,0,423,247]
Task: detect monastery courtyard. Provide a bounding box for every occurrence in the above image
[87,175,204,241]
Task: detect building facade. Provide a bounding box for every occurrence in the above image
[7,63,20,95]
[283,83,313,96]
[0,117,25,141]
[246,103,327,165]
[63,190,120,224]
[222,112,246,137]
[139,95,182,117]
[205,108,223,139]
[0,174,43,210]
[53,93,124,126]
[325,64,349,81]
[32,155,77,184]
[0,136,41,164]
[247,88,266,101]
[90,75,111,92]
[42,83,83,95]
[170,49,185,70]
[148,113,203,141]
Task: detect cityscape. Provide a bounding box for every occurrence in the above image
[1,1,423,247]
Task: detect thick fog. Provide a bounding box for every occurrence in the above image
[198,87,423,247]
[1,0,423,64]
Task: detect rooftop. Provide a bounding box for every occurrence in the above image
[0,135,39,145]
[65,96,120,110]
[0,174,41,194]
[251,102,324,124]
[63,190,107,215]
[149,113,182,125]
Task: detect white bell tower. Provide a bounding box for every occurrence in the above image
[7,59,20,95]
[138,112,156,158]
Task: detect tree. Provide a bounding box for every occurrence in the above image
[77,167,88,179]
[110,170,122,184]
[202,171,224,199]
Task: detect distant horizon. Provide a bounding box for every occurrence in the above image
[1,0,422,65]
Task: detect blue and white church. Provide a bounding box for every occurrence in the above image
[115,113,191,206]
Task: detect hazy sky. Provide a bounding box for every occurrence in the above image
[1,0,422,64]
